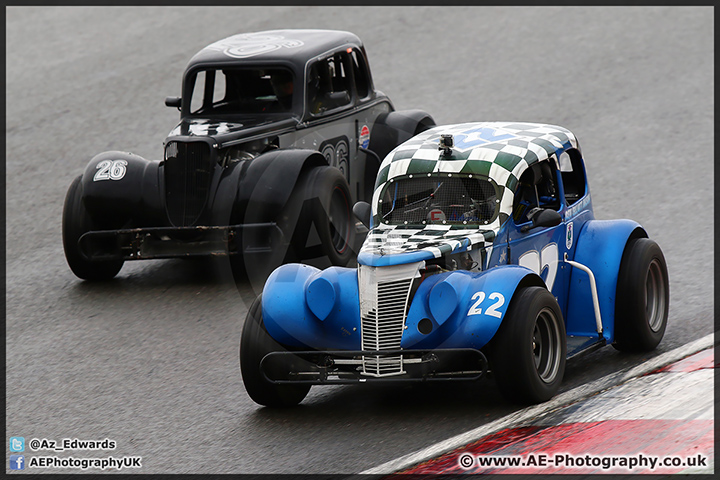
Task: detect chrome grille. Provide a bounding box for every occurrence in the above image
[164,141,213,227]
[358,262,421,377]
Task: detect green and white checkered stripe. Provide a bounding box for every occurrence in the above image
[359,224,497,258]
[371,122,578,222]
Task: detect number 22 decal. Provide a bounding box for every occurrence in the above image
[93,160,128,181]
[467,291,505,318]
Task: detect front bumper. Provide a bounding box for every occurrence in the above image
[259,348,488,385]
[77,223,284,261]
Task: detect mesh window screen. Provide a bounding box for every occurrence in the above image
[379,176,497,225]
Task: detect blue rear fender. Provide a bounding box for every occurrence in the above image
[565,219,646,342]
[401,265,544,350]
[261,263,361,349]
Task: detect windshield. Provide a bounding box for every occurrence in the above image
[378,175,498,226]
[187,67,297,116]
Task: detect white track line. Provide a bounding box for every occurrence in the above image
[358,332,716,475]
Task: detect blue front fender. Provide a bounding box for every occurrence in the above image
[401,265,543,350]
[565,219,646,342]
[262,263,361,349]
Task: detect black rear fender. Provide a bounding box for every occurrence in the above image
[368,109,436,161]
[80,151,161,227]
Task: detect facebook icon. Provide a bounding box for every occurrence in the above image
[10,455,25,470]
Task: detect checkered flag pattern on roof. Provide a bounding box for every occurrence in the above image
[371,122,578,221]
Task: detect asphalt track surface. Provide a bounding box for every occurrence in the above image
[5,6,714,474]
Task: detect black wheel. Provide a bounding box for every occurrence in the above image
[487,286,566,404]
[293,166,355,266]
[240,295,311,407]
[613,238,669,352]
[62,175,124,280]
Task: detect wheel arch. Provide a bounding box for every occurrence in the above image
[566,219,647,342]
[401,265,547,351]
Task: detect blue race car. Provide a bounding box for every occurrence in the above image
[240,122,669,407]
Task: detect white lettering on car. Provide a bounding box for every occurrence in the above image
[93,160,127,181]
[518,243,559,291]
[467,291,506,318]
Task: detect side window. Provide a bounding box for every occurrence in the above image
[559,149,587,206]
[512,162,560,224]
[190,69,224,114]
[350,49,370,99]
[190,70,207,114]
[307,52,352,115]
[213,71,227,104]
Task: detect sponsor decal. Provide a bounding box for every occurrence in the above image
[428,209,446,222]
[359,125,370,149]
[566,222,574,250]
[450,126,515,152]
[565,196,590,219]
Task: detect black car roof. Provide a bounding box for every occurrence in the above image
[187,29,364,70]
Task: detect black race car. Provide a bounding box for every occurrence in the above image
[63,29,435,282]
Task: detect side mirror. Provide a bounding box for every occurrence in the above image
[165,96,181,108]
[325,91,351,108]
[521,208,562,233]
[353,201,371,229]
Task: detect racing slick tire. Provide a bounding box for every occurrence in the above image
[613,238,669,352]
[240,295,311,407]
[62,175,124,280]
[488,286,566,404]
[291,166,355,266]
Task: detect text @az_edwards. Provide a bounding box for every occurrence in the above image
[28,438,116,452]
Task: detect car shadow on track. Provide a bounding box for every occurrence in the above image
[230,380,521,469]
[70,256,262,304]
[70,253,344,305]
[244,378,517,418]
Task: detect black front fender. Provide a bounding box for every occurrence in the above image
[230,148,328,225]
[80,151,162,226]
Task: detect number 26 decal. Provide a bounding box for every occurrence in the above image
[467,291,505,318]
[93,160,128,181]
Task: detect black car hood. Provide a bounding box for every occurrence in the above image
[166,116,299,144]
